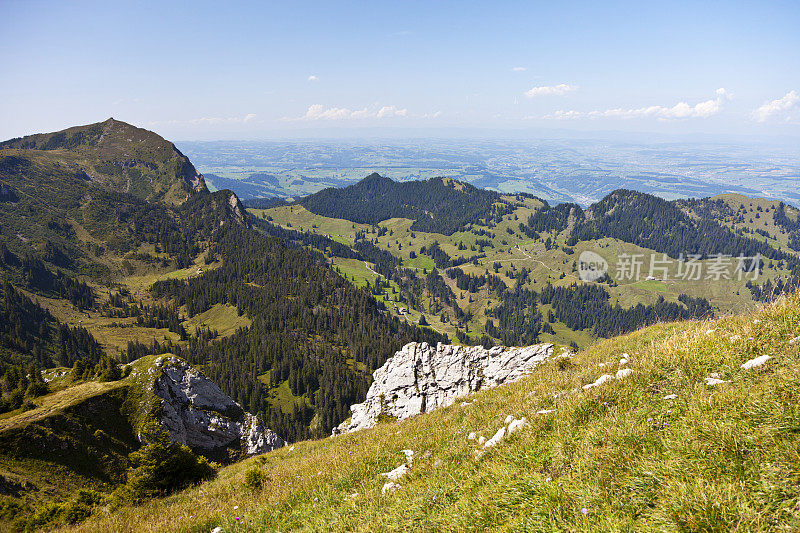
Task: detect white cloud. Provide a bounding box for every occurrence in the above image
[752,90,799,122]
[376,105,407,118]
[302,104,353,120]
[512,66,527,72]
[308,75,319,82]
[243,113,256,123]
[293,104,408,121]
[544,88,731,120]
[525,83,578,98]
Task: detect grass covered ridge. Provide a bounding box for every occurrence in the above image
[71,293,800,532]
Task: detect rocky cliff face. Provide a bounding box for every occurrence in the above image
[148,356,284,460]
[334,341,553,434]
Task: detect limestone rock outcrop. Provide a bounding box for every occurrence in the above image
[149,356,284,460]
[333,341,553,434]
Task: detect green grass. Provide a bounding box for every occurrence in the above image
[25,292,183,355]
[0,381,126,433]
[264,378,313,415]
[182,303,251,337]
[71,292,800,532]
[710,193,798,251]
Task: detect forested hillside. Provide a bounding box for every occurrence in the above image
[572,190,796,264]
[301,173,510,235]
[0,120,444,443]
[147,225,444,441]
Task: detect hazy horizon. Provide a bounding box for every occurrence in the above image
[2,1,799,142]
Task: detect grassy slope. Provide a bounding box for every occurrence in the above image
[183,303,252,338]
[73,292,800,532]
[708,194,797,249]
[0,380,135,516]
[0,354,207,527]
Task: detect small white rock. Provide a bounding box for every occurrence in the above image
[508,417,528,434]
[619,358,629,366]
[598,363,606,368]
[753,319,761,324]
[582,374,615,390]
[381,464,410,481]
[484,427,506,448]
[504,414,514,424]
[709,372,721,379]
[211,528,223,533]
[615,368,633,379]
[706,329,716,335]
[729,335,741,341]
[478,436,486,445]
[741,355,771,370]
[382,481,400,494]
[467,432,476,440]
[704,377,729,386]
[536,409,555,415]
[789,336,800,345]
[663,394,678,400]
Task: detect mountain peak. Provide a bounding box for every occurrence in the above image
[300,173,500,234]
[361,172,392,184]
[0,119,208,202]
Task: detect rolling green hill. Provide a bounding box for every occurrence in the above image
[258,177,800,350]
[4,124,800,531]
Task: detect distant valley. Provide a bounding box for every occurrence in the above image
[178,137,800,206]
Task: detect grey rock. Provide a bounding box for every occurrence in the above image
[582,374,615,390]
[741,354,770,369]
[150,358,284,458]
[334,341,553,434]
[382,481,400,494]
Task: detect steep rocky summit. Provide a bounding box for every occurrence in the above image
[334,341,553,434]
[145,356,285,460]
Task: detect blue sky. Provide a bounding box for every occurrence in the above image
[1,0,799,140]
